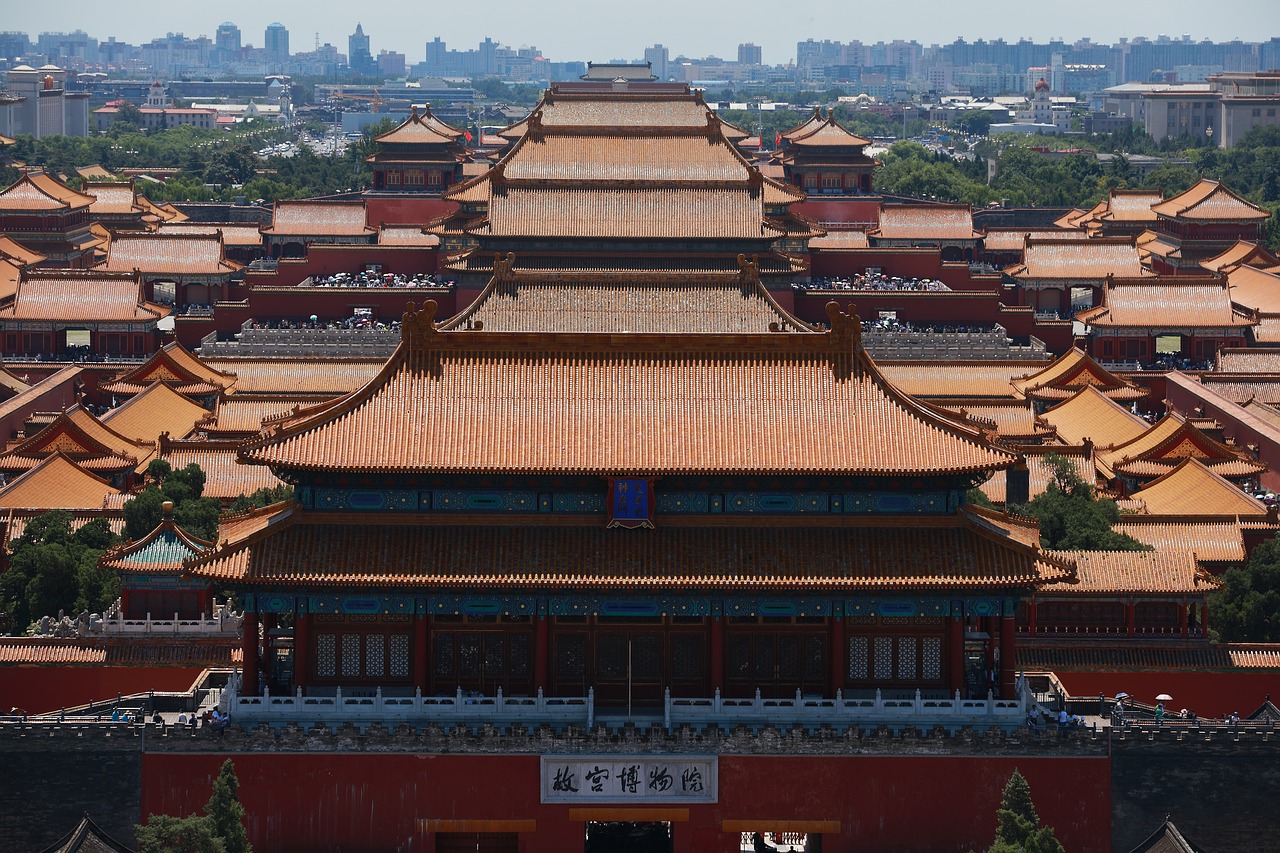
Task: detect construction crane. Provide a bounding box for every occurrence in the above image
[329,87,384,111]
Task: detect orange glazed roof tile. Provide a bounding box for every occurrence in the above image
[0,170,94,211]
[205,395,321,436]
[1099,189,1162,223]
[199,357,383,395]
[1201,240,1280,273]
[159,438,286,500]
[99,381,211,449]
[0,258,20,303]
[186,505,1072,591]
[0,452,121,510]
[500,132,757,183]
[1038,386,1148,449]
[261,200,375,237]
[0,405,153,475]
[977,446,1096,505]
[378,226,440,247]
[1130,458,1269,518]
[1225,264,1280,314]
[0,270,167,323]
[981,228,1087,252]
[870,204,980,241]
[82,180,143,216]
[100,341,237,398]
[241,301,1017,478]
[1097,413,1263,481]
[1215,347,1280,373]
[1113,518,1247,563]
[940,399,1049,441]
[876,360,1039,399]
[1150,179,1269,221]
[1013,347,1147,403]
[1199,374,1280,405]
[808,230,870,250]
[783,114,872,147]
[156,221,265,247]
[100,232,241,276]
[0,235,47,265]
[373,104,464,144]
[2,510,125,545]
[1046,549,1219,595]
[1005,238,1145,280]
[780,107,830,140]
[1079,276,1255,329]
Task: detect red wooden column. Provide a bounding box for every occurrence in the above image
[948,613,965,696]
[1200,603,1209,637]
[1179,601,1189,638]
[1125,600,1136,637]
[999,615,1016,699]
[533,616,549,694]
[241,611,259,697]
[293,613,310,693]
[829,614,845,697]
[1027,601,1038,637]
[413,613,429,693]
[260,614,275,686]
[710,616,725,694]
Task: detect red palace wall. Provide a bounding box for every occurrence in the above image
[363,196,458,228]
[0,666,207,715]
[142,752,1110,853]
[1053,670,1280,719]
[809,250,989,292]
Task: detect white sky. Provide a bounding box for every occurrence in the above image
[10,0,1280,66]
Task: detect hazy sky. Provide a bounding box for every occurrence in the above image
[11,0,1280,65]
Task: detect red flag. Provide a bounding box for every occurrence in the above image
[775,131,782,147]
[465,130,473,142]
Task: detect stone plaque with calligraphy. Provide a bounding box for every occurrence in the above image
[540,756,717,803]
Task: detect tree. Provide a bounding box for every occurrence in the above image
[229,484,295,513]
[136,814,224,853]
[0,510,121,633]
[205,759,252,853]
[1011,455,1151,551]
[123,462,219,541]
[984,770,1064,853]
[1209,535,1280,642]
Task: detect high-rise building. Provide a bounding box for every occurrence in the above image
[643,44,669,80]
[215,22,241,65]
[264,23,289,65]
[349,23,373,76]
[737,43,762,66]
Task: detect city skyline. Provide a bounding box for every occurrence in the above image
[5,0,1278,66]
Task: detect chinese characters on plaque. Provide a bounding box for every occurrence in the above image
[541,756,717,803]
[607,478,655,529]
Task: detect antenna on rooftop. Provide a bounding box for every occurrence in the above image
[315,33,320,51]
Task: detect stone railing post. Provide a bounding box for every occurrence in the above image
[713,687,722,715]
[587,687,594,729]
[664,688,671,731]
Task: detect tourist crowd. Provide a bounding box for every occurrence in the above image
[799,274,951,292]
[304,271,452,288]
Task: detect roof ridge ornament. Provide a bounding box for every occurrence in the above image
[825,301,862,379]
[401,300,440,349]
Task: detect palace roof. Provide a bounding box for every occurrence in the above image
[1224,263,1280,314]
[0,170,94,211]
[500,86,713,136]
[378,226,440,246]
[1037,386,1149,448]
[156,221,266,248]
[1113,517,1247,563]
[261,200,375,237]
[99,381,211,449]
[939,399,1051,442]
[240,301,1018,478]
[205,395,323,438]
[0,257,20,302]
[876,361,1039,400]
[1216,347,1280,373]
[976,445,1096,505]
[0,637,239,667]
[1125,819,1208,853]
[869,204,980,241]
[807,230,871,250]
[100,505,212,575]
[1201,240,1280,273]
[580,63,658,81]
[0,407,152,477]
[100,232,241,276]
[780,110,872,148]
[441,255,810,334]
[82,180,144,217]
[100,341,238,398]
[158,437,286,500]
[1053,207,1094,230]
[1047,549,1219,596]
[1004,238,1144,280]
[185,502,1073,592]
[1098,189,1162,224]
[1150,179,1269,221]
[0,235,48,266]
[37,814,135,853]
[1199,374,1280,405]
[981,228,1087,252]
[1078,276,1254,329]
[200,357,384,395]
[1012,347,1147,403]
[371,104,464,145]
[0,452,121,510]
[1096,413,1264,481]
[1129,458,1269,517]
[0,270,168,324]
[1,509,125,544]
[1241,397,1280,430]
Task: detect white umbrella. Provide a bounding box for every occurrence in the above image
[1114,692,1130,700]
[1156,693,1173,701]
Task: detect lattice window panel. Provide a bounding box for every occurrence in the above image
[483,635,504,678]
[556,635,586,681]
[597,635,626,679]
[672,635,704,681]
[433,633,455,677]
[874,636,893,680]
[922,637,942,681]
[804,635,826,680]
[364,635,385,678]
[508,634,530,678]
[753,637,776,681]
[389,634,410,678]
[728,636,751,679]
[848,636,868,680]
[897,637,917,681]
[632,635,661,680]
[341,635,360,678]
[316,634,336,678]
[458,633,480,678]
[778,636,800,680]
